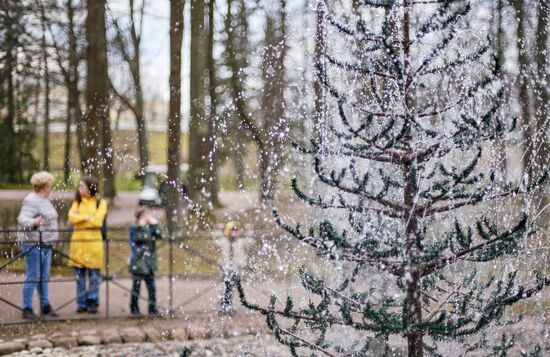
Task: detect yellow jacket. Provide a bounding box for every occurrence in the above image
[68,196,107,269]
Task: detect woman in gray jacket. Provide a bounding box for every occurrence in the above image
[17,171,59,319]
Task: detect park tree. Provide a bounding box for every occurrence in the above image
[0,1,38,183]
[85,0,116,200]
[236,1,550,356]
[221,0,250,190]
[226,0,288,203]
[166,0,185,230]
[39,2,52,172]
[206,0,220,206]
[189,0,218,206]
[111,0,150,175]
[49,0,86,182]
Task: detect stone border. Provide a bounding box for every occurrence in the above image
[0,322,270,356]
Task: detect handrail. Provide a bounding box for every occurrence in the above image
[0,226,224,324]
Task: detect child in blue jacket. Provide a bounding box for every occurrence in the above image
[129,207,163,315]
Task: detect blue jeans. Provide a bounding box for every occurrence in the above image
[74,268,100,309]
[21,243,52,310]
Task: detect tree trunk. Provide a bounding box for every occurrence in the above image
[166,0,185,230]
[313,0,326,144]
[5,31,18,183]
[258,0,287,203]
[84,0,107,180]
[102,112,116,201]
[402,2,423,356]
[135,76,149,174]
[493,0,508,179]
[189,0,211,203]
[512,2,533,184]
[64,94,72,182]
[41,6,50,172]
[207,0,220,206]
[532,1,549,213]
[232,0,248,191]
[59,0,83,181]
[132,0,149,175]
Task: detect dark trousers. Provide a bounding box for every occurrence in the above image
[219,269,237,314]
[130,274,156,313]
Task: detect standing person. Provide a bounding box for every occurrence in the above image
[68,176,107,314]
[17,171,59,320]
[215,221,253,315]
[129,207,163,316]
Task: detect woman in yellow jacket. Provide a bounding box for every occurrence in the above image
[68,176,107,314]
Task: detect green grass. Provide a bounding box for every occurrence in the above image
[0,237,220,278]
[34,130,190,172]
[25,129,260,192]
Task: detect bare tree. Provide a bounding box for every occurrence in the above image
[40,3,51,172]
[531,1,550,211]
[0,1,38,183]
[49,0,87,180]
[189,0,218,205]
[313,0,326,144]
[85,0,116,200]
[492,0,508,178]
[166,0,185,230]
[206,0,220,206]
[111,0,149,175]
[226,0,288,203]
[510,1,534,181]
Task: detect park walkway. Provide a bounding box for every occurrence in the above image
[0,273,302,325]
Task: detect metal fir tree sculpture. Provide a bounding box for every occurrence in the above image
[237,0,550,356]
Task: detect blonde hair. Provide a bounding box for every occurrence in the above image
[224,221,239,238]
[30,171,54,192]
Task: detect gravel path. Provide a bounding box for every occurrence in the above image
[5,335,289,357]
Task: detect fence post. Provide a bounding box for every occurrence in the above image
[38,230,43,319]
[169,229,174,316]
[105,230,110,318]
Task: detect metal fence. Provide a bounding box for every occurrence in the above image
[0,227,222,325]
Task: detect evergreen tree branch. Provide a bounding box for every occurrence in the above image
[325,53,399,80]
[314,156,410,213]
[421,215,528,275]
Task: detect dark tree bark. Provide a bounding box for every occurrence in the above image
[511,1,534,184]
[40,5,51,172]
[166,0,185,230]
[402,4,423,356]
[492,0,508,178]
[5,35,18,182]
[258,2,287,202]
[228,0,248,190]
[84,0,107,179]
[532,1,550,211]
[86,0,115,199]
[206,0,220,206]
[313,0,326,144]
[189,0,214,204]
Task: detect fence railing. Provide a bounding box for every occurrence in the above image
[0,226,223,324]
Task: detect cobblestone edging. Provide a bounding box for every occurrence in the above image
[0,323,272,356]
[2,335,289,357]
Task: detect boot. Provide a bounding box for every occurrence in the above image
[22,308,37,320]
[42,304,59,317]
[148,306,159,316]
[86,299,98,314]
